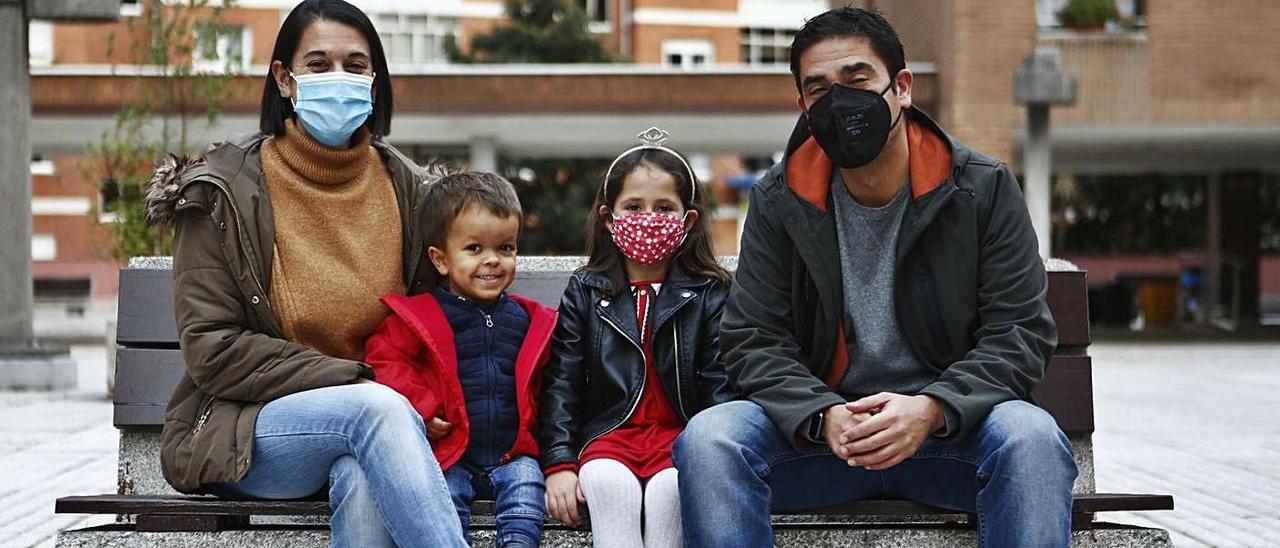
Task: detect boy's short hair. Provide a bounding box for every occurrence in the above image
[422,171,523,250]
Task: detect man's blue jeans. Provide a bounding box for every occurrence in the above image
[673,399,1077,548]
[205,384,467,548]
[443,456,546,547]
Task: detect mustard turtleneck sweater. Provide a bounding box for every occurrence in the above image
[261,119,404,361]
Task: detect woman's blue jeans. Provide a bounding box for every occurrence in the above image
[205,383,467,548]
[673,399,1077,548]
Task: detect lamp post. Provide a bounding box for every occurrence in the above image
[0,0,118,389]
[1013,46,1077,259]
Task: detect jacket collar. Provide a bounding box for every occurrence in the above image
[379,290,558,373]
[157,131,429,299]
[576,261,714,293]
[579,262,710,347]
[781,107,961,213]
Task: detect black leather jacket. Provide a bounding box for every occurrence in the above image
[538,265,736,470]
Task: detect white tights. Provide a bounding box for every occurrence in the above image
[578,459,683,548]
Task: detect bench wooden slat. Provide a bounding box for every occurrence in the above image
[1047,270,1090,348]
[109,348,1096,434]
[136,514,250,532]
[116,269,179,348]
[1033,356,1095,435]
[115,268,1091,349]
[56,493,1173,522]
[113,348,186,427]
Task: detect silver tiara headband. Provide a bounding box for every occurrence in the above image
[602,127,698,203]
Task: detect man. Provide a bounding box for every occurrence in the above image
[673,7,1076,547]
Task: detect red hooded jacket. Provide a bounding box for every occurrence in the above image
[364,292,558,470]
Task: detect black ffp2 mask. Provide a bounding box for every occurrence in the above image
[806,81,904,169]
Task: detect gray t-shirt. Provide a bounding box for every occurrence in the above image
[831,172,936,399]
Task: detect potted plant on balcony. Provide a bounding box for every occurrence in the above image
[1057,0,1118,30]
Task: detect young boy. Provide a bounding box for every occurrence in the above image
[364,172,556,547]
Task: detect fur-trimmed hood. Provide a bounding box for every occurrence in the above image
[144,153,205,226]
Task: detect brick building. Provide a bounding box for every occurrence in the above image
[26,0,1280,325]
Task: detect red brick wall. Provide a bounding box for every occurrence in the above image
[632,25,739,65]
[52,7,281,66]
[32,156,122,297]
[633,0,737,11]
[938,0,1036,163]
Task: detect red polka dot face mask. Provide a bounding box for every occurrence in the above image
[610,211,690,266]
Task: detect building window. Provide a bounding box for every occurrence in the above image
[193,24,251,73]
[740,27,795,66]
[120,1,143,17]
[32,234,57,261]
[662,40,714,70]
[28,20,54,67]
[577,0,612,32]
[1037,0,1146,29]
[378,13,459,67]
[31,159,56,176]
[97,176,139,224]
[579,0,608,22]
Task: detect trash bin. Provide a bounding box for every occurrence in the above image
[1138,278,1179,326]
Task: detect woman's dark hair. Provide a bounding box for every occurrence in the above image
[583,149,731,297]
[789,7,905,91]
[260,0,393,137]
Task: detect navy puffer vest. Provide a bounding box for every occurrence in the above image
[434,287,529,466]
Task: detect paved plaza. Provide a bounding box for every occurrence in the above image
[2,337,1277,547]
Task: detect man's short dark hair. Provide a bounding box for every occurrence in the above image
[789,7,906,91]
[422,171,523,250]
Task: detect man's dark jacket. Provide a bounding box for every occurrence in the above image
[720,109,1057,444]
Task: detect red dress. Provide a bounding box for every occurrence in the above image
[579,281,685,480]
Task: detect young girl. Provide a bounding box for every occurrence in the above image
[539,128,736,547]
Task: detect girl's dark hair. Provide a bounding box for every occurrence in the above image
[259,0,394,137]
[584,149,731,297]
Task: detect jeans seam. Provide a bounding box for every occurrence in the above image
[254,431,348,440]
[907,450,981,467]
[761,446,833,475]
[496,509,546,519]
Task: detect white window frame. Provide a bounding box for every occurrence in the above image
[662,39,715,71]
[377,13,460,68]
[192,25,252,73]
[31,159,55,176]
[740,26,795,66]
[32,234,57,261]
[120,1,143,17]
[28,20,54,67]
[579,0,612,33]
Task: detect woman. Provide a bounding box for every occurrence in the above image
[144,1,464,546]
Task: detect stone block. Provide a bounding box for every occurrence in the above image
[58,523,1172,547]
[0,345,77,390]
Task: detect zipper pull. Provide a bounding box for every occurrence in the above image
[484,314,493,328]
[193,407,213,434]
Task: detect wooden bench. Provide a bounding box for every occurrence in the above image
[56,256,1174,546]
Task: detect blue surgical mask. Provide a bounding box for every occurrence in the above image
[289,71,375,147]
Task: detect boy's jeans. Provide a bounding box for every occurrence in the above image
[205,384,467,548]
[444,456,546,547]
[673,399,1077,548]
